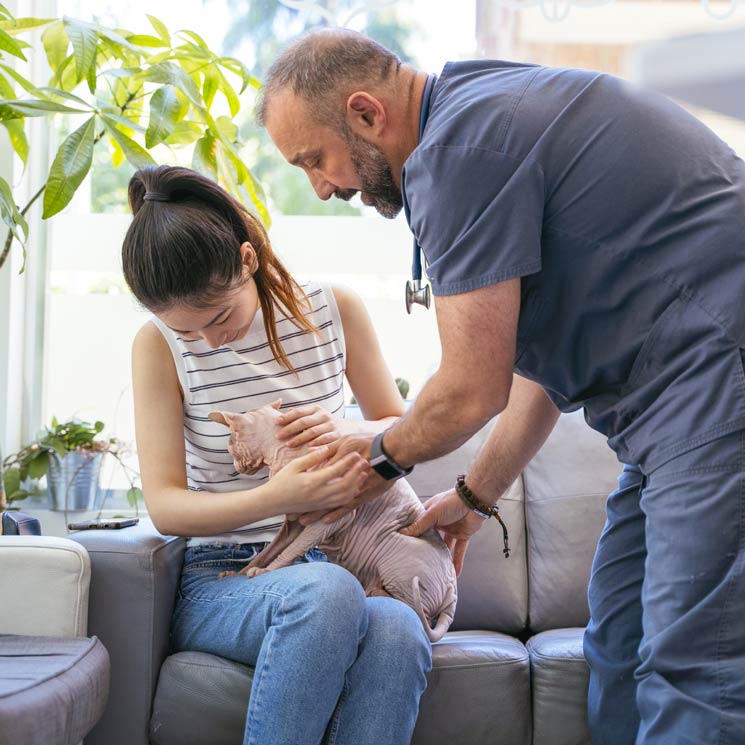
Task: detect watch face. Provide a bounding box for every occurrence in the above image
[371,457,402,481]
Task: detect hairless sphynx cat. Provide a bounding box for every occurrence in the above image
[208,402,458,642]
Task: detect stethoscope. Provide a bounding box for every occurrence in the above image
[405,73,437,314]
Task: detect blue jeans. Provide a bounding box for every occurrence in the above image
[171,543,432,745]
[584,429,745,744]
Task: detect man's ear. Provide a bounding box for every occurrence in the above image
[239,242,259,274]
[345,92,386,137]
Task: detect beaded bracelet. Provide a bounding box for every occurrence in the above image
[455,474,510,558]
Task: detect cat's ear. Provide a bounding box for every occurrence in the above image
[208,411,235,428]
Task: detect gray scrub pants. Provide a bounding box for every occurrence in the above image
[583,428,745,744]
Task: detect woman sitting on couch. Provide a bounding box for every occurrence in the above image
[122,165,432,745]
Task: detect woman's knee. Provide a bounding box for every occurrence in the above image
[286,562,367,627]
[365,597,432,668]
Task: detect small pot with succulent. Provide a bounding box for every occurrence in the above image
[1,417,143,513]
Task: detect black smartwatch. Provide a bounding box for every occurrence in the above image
[369,431,414,481]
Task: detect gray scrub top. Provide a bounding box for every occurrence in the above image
[401,60,745,471]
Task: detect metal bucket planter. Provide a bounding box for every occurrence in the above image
[46,450,104,511]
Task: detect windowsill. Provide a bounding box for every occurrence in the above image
[7,492,144,538]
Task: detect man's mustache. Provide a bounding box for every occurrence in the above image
[333,188,358,202]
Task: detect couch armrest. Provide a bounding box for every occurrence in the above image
[72,518,186,745]
[0,535,90,637]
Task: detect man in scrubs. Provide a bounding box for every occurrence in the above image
[259,29,745,744]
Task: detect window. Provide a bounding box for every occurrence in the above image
[6,0,745,491]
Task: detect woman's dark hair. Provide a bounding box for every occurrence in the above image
[122,165,317,370]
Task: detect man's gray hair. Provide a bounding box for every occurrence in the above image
[257,28,402,128]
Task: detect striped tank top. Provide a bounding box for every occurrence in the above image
[150,281,347,545]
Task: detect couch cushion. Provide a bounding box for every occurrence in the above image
[151,631,531,745]
[448,478,527,634]
[0,634,110,745]
[406,419,528,634]
[523,412,619,631]
[412,631,531,745]
[527,628,590,745]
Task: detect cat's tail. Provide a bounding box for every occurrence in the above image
[412,576,456,643]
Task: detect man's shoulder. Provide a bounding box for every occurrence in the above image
[423,60,606,156]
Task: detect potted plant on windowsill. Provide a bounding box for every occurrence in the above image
[1,417,143,512]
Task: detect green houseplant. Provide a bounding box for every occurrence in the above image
[0,4,266,272]
[1,416,143,512]
[0,6,268,511]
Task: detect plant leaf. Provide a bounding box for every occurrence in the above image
[97,107,145,135]
[219,56,260,95]
[35,86,92,109]
[42,115,96,218]
[0,175,28,246]
[102,66,142,79]
[108,133,125,167]
[147,15,170,45]
[0,17,54,34]
[0,26,26,60]
[0,62,38,94]
[127,34,167,48]
[178,29,209,49]
[102,116,156,169]
[164,120,201,146]
[0,70,12,97]
[192,133,217,176]
[0,98,86,118]
[141,62,201,108]
[27,450,49,479]
[2,466,20,498]
[145,84,184,148]
[97,26,137,54]
[42,20,69,73]
[2,119,28,164]
[126,486,143,507]
[215,67,240,117]
[63,16,98,91]
[215,115,237,142]
[201,66,219,109]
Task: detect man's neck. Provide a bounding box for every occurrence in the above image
[389,68,430,187]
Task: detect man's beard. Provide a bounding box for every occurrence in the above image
[335,133,403,219]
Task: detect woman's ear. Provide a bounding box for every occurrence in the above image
[239,241,259,274]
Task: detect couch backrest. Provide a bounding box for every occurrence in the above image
[347,405,621,635]
[407,422,529,635]
[523,410,620,632]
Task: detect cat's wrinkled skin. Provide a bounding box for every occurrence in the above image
[208,403,458,642]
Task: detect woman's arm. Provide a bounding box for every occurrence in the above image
[276,285,404,447]
[132,322,366,537]
[333,284,404,423]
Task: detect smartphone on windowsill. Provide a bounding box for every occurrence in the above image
[67,517,139,531]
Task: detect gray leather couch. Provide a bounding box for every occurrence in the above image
[74,410,620,745]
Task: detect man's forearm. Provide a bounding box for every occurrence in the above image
[465,375,561,504]
[382,366,511,467]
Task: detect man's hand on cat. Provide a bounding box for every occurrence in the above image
[400,489,486,575]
